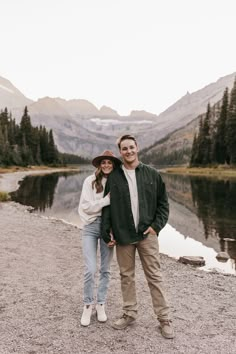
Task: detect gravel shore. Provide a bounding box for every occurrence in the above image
[0,172,236,353]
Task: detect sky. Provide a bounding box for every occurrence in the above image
[1,0,236,116]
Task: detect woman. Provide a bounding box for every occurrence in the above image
[78,150,121,326]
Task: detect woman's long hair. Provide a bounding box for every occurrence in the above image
[92,162,114,193]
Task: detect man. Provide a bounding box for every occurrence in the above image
[102,134,174,339]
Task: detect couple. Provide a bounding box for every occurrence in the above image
[78,134,174,339]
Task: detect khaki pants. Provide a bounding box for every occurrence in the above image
[116,234,170,320]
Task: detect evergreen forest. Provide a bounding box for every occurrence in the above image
[190,78,236,167]
[0,106,88,166]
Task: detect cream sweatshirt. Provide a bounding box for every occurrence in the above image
[78,174,110,228]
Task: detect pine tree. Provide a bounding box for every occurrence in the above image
[0,107,9,126]
[8,115,16,146]
[39,126,49,164]
[20,106,34,154]
[201,103,212,165]
[20,133,34,166]
[0,127,4,164]
[47,129,59,164]
[190,133,198,166]
[32,127,41,164]
[193,117,204,165]
[226,78,236,164]
[212,88,229,164]
[35,142,42,165]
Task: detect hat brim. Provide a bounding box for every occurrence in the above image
[92,155,122,168]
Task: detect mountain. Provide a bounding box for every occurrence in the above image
[24,99,156,156]
[0,76,33,110]
[54,98,99,116]
[0,72,235,157]
[24,98,117,157]
[133,72,236,149]
[29,97,69,116]
[130,110,157,118]
[139,114,200,165]
[139,100,223,165]
[99,105,119,117]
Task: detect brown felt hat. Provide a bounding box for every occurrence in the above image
[92,150,121,168]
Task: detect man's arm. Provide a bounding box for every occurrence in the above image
[101,178,113,244]
[151,174,169,234]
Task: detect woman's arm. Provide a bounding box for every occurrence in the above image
[78,176,110,216]
[80,194,110,215]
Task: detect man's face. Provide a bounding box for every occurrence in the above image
[119,138,139,165]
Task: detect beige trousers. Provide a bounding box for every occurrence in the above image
[116,234,170,320]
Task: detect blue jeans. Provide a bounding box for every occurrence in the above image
[82,217,113,305]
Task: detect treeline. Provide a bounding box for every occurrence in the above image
[140,146,191,166]
[190,78,236,166]
[59,153,89,165]
[0,106,89,166]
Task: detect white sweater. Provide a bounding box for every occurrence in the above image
[78,174,110,228]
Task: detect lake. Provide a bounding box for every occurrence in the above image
[10,166,236,275]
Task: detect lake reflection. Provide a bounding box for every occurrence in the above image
[10,168,236,274]
[11,166,94,228]
[162,173,236,272]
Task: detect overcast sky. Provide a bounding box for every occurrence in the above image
[1,0,236,115]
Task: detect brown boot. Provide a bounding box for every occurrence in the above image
[159,320,175,339]
[112,314,136,330]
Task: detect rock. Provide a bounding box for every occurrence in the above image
[216,252,230,262]
[178,256,206,266]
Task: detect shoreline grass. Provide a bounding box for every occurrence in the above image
[161,166,236,178]
[0,165,80,174]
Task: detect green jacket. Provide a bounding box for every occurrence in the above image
[101,162,169,245]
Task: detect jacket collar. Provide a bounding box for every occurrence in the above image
[118,161,143,171]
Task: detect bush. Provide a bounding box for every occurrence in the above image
[0,191,11,202]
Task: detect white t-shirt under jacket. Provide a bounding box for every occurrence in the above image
[122,166,139,231]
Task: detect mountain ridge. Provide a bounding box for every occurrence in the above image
[1,72,235,157]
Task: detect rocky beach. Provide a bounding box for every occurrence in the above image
[0,171,236,354]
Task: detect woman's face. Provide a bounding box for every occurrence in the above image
[100,159,114,175]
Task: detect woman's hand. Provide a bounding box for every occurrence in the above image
[107,240,116,247]
[107,229,116,247]
[143,226,157,236]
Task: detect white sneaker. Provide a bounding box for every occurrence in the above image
[81,305,93,326]
[96,304,107,322]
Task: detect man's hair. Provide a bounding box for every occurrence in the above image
[116,134,137,149]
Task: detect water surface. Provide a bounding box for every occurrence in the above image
[10,168,236,275]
